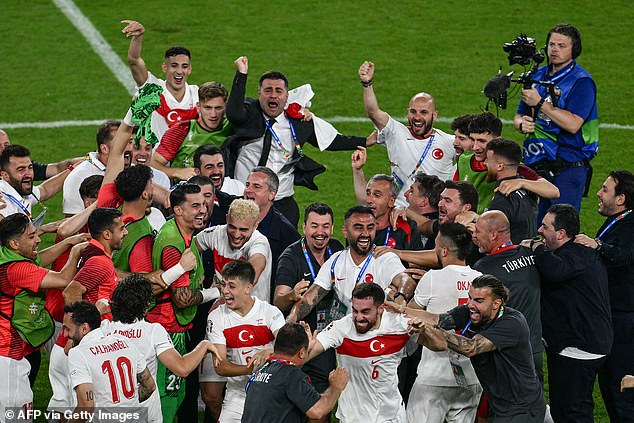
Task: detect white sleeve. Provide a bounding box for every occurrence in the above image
[316,318,346,350]
[313,253,338,291]
[68,350,92,388]
[133,344,147,375]
[194,227,219,252]
[413,271,434,309]
[245,232,271,257]
[267,304,286,333]
[209,310,227,345]
[377,115,397,144]
[62,172,85,215]
[378,252,406,289]
[152,324,175,356]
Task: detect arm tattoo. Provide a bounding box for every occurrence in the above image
[441,331,496,357]
[298,286,329,320]
[137,369,154,402]
[172,287,203,308]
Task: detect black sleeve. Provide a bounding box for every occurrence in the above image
[438,305,470,330]
[480,313,526,351]
[408,221,425,251]
[534,244,587,284]
[226,71,251,125]
[324,134,367,151]
[599,232,634,267]
[285,367,322,413]
[32,161,48,181]
[276,248,301,288]
[488,195,512,222]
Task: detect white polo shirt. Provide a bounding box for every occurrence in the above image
[0,179,42,218]
[62,152,106,215]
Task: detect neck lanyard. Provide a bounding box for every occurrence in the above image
[2,192,32,218]
[548,61,575,84]
[2,191,47,225]
[462,306,504,334]
[391,131,435,180]
[383,227,391,246]
[86,154,105,172]
[301,237,332,280]
[265,118,303,158]
[245,357,293,393]
[597,210,632,240]
[329,247,375,286]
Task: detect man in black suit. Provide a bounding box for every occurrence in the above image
[223,56,371,227]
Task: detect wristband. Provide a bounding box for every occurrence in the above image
[201,287,220,303]
[535,97,546,111]
[161,263,186,286]
[360,79,373,88]
[96,299,109,307]
[393,291,407,301]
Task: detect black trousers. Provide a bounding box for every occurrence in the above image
[546,348,606,423]
[599,312,634,423]
[274,195,299,229]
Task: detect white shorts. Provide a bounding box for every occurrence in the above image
[47,344,75,411]
[0,356,33,423]
[219,390,246,423]
[199,353,228,383]
[406,383,482,423]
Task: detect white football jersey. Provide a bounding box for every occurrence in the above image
[317,311,410,423]
[100,319,174,423]
[413,265,481,386]
[378,116,456,207]
[195,225,272,302]
[68,329,147,419]
[314,249,404,313]
[207,298,284,397]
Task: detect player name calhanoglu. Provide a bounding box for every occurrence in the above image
[114,328,143,338]
[89,339,129,355]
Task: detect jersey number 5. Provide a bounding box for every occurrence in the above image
[102,357,135,403]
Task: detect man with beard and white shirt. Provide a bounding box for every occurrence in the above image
[289,205,416,324]
[192,145,244,196]
[306,282,412,423]
[203,260,285,423]
[124,134,171,190]
[358,61,456,207]
[101,274,221,423]
[0,145,69,220]
[405,223,482,423]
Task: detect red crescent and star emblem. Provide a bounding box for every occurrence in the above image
[365,273,374,283]
[432,148,444,160]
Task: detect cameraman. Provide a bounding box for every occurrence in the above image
[514,24,598,221]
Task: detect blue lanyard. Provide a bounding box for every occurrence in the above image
[547,62,576,84]
[264,119,302,158]
[383,227,391,246]
[301,237,332,280]
[2,192,32,217]
[406,132,435,180]
[461,306,504,334]
[597,210,631,240]
[245,358,293,393]
[329,248,375,286]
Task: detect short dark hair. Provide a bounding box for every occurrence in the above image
[274,323,309,356]
[451,114,475,134]
[486,138,522,167]
[188,175,215,190]
[413,173,445,207]
[79,175,104,201]
[303,202,334,224]
[170,183,201,208]
[64,301,101,331]
[471,274,509,304]
[115,165,153,202]
[610,170,634,210]
[0,213,31,246]
[88,208,122,238]
[0,144,30,171]
[193,145,224,169]
[259,71,288,89]
[548,24,582,58]
[222,259,256,285]
[352,282,385,306]
[96,120,121,149]
[198,81,227,102]
[251,166,279,194]
[165,46,191,59]
[344,205,375,222]
[110,274,153,324]
[547,203,580,238]
[438,222,473,261]
[443,180,479,212]
[468,112,503,137]
[368,174,399,198]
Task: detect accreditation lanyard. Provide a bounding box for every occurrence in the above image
[597,210,632,240]
[383,227,391,246]
[86,154,105,172]
[2,191,47,226]
[245,358,294,393]
[301,237,333,280]
[329,247,375,286]
[392,132,435,180]
[265,119,303,158]
[547,61,576,84]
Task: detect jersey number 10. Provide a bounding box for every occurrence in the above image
[102,357,136,403]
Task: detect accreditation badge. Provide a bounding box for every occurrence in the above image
[448,350,469,388]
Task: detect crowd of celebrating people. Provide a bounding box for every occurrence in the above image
[0,19,632,423]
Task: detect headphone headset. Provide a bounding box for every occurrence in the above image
[544,24,582,60]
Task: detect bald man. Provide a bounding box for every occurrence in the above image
[472,210,544,381]
[359,61,456,206]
